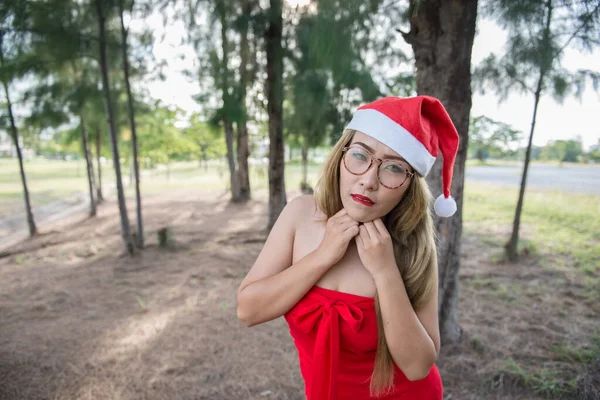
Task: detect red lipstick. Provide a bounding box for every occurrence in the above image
[351,194,375,206]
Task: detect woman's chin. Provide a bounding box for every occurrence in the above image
[342,200,378,223]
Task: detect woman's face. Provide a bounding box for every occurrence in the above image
[339,131,413,223]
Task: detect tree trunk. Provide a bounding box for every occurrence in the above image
[476,148,484,162]
[236,123,250,199]
[505,77,543,261]
[217,0,241,202]
[128,157,133,186]
[506,0,553,262]
[236,0,252,202]
[119,0,144,248]
[95,0,135,255]
[80,114,97,217]
[0,61,37,236]
[301,139,308,186]
[265,0,286,230]
[95,124,104,202]
[224,119,240,196]
[404,0,478,343]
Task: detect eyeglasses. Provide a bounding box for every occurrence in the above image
[342,145,415,189]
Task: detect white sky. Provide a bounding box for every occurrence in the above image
[143,5,600,151]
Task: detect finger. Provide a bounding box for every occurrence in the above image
[359,224,370,243]
[364,221,379,241]
[355,232,363,248]
[329,209,349,225]
[343,224,360,240]
[338,214,359,225]
[373,218,389,237]
[339,220,359,234]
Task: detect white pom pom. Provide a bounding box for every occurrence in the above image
[434,194,457,217]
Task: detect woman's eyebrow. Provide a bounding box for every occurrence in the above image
[353,141,409,163]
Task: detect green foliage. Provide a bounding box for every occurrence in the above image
[184,112,226,161]
[285,0,413,149]
[476,0,600,101]
[468,115,522,160]
[586,139,600,162]
[135,101,202,167]
[540,138,584,162]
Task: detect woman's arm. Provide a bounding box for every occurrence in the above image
[237,197,359,327]
[355,219,440,381]
[373,267,440,381]
[237,248,332,327]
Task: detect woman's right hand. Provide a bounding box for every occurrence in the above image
[315,208,360,267]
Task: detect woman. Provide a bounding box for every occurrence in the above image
[237,96,459,399]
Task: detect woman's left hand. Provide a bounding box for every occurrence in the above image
[355,219,397,278]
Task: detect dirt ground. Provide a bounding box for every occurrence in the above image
[0,189,597,400]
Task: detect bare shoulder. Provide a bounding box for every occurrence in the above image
[237,195,318,292]
[286,194,315,216]
[286,194,323,226]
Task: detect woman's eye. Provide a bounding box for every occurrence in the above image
[385,164,405,174]
[352,151,368,161]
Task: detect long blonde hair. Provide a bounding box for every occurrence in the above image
[314,129,438,397]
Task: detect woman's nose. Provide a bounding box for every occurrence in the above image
[359,163,379,190]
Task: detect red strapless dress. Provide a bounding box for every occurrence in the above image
[284,285,443,400]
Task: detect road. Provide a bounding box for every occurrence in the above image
[465,163,600,195]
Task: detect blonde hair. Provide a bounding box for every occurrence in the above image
[314,129,438,397]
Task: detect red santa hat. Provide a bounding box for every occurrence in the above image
[345,96,460,217]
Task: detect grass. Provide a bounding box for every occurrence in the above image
[464,182,600,398]
[498,330,600,398]
[463,182,600,277]
[0,158,116,217]
[0,158,323,218]
[501,358,576,396]
[550,335,600,365]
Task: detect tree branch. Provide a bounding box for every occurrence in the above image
[396,27,414,45]
[556,1,600,56]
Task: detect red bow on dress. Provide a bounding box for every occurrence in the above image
[287,297,373,400]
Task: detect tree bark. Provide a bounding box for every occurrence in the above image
[301,138,308,186]
[0,55,37,236]
[404,0,478,343]
[506,0,553,262]
[224,118,239,194]
[265,0,286,230]
[217,0,241,202]
[505,85,541,261]
[236,0,252,202]
[80,114,97,217]
[95,0,135,255]
[119,0,144,248]
[95,124,104,202]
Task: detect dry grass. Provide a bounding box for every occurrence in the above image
[0,189,598,399]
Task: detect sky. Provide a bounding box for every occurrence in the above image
[142,2,600,151]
